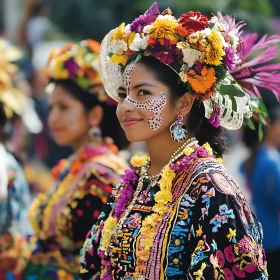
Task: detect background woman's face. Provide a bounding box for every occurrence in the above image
[116,62,178,142]
[48,85,90,147]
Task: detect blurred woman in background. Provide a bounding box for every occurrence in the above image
[0,39,33,280]
[242,100,280,280]
[23,39,127,280]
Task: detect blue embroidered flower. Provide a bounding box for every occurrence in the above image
[210,204,235,232]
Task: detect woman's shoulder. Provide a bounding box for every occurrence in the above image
[183,157,241,199]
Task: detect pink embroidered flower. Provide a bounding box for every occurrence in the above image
[223,268,235,280]
[244,263,256,273]
[216,250,225,267]
[232,263,246,278]
[224,245,235,263]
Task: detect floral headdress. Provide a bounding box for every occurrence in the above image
[46,39,109,103]
[99,2,280,130]
[0,39,26,118]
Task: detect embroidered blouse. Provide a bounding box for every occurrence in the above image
[80,147,267,279]
[26,144,126,277]
[0,146,32,277]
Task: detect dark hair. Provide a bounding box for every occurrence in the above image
[135,56,227,157]
[52,79,129,150]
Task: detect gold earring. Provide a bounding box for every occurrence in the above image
[88,127,102,144]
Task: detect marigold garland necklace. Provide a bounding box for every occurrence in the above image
[105,137,197,249]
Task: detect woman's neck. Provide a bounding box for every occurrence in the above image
[145,130,193,176]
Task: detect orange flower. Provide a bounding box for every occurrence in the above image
[58,43,74,55]
[86,39,100,54]
[187,66,216,94]
[70,160,83,174]
[147,37,157,46]
[176,24,188,37]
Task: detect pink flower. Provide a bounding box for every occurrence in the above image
[232,263,246,278]
[216,250,225,267]
[224,245,235,263]
[223,268,235,280]
[244,263,256,273]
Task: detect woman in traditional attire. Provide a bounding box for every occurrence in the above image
[23,39,127,280]
[0,39,33,280]
[80,3,280,279]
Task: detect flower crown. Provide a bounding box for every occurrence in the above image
[99,2,280,130]
[46,39,109,103]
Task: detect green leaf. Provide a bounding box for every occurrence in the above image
[135,53,143,63]
[258,123,264,141]
[259,113,267,125]
[219,83,246,98]
[228,95,237,111]
[247,118,256,130]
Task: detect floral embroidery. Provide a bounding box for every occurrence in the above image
[210,204,235,232]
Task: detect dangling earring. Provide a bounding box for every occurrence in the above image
[88,127,102,144]
[170,114,187,143]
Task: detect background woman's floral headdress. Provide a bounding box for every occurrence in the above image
[46,39,109,103]
[99,2,280,130]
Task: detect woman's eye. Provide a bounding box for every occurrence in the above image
[117,92,127,100]
[138,90,151,96]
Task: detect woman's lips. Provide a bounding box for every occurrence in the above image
[122,117,142,127]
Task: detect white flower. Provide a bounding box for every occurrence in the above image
[210,16,218,24]
[143,24,152,34]
[229,34,239,50]
[214,22,226,32]
[157,14,177,22]
[129,34,149,51]
[110,40,127,53]
[199,28,211,38]
[182,48,201,67]
[125,24,131,34]
[217,31,228,47]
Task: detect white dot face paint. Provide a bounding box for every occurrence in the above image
[120,62,167,130]
[125,93,167,130]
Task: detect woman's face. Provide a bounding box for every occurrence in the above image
[116,62,178,142]
[48,85,90,147]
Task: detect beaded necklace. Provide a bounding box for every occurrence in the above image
[99,138,205,279]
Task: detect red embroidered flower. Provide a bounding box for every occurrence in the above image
[224,245,235,263]
[232,263,246,278]
[223,268,235,280]
[178,11,209,34]
[216,250,225,267]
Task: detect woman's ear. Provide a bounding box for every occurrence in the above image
[88,105,104,127]
[176,92,195,116]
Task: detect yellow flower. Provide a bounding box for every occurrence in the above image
[99,217,117,251]
[226,228,236,242]
[142,213,161,227]
[205,29,225,66]
[202,142,213,155]
[127,32,136,46]
[216,157,224,164]
[196,224,203,237]
[184,146,194,156]
[113,22,125,41]
[161,165,176,181]
[193,262,207,280]
[130,155,149,167]
[110,51,128,66]
[154,190,172,204]
[179,71,188,83]
[148,15,178,44]
[153,203,168,215]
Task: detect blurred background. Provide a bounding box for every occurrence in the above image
[0,0,279,196]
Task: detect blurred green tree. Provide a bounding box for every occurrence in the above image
[49,0,277,41]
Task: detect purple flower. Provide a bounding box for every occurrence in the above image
[208,107,221,128]
[150,39,176,65]
[195,146,209,158]
[114,185,135,219]
[224,47,236,71]
[64,58,79,79]
[130,2,160,32]
[120,168,138,187]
